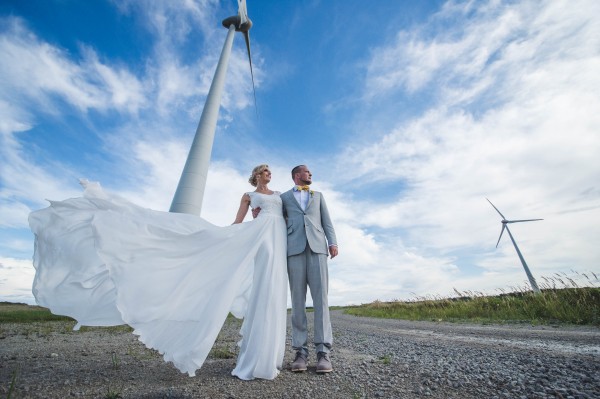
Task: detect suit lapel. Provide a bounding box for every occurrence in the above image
[285,189,303,212]
[306,191,315,211]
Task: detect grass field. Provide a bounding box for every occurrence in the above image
[345,287,599,325]
[0,302,74,323]
[345,272,600,326]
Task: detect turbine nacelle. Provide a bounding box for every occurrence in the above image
[222,15,252,32]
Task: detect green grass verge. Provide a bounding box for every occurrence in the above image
[345,287,600,326]
[0,302,74,323]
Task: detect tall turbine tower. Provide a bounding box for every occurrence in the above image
[170,0,255,215]
[487,198,543,294]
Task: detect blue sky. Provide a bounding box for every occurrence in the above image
[1,0,599,305]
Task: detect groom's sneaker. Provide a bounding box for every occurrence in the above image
[316,352,333,373]
[291,351,308,372]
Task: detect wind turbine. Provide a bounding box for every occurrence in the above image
[170,0,256,215]
[487,198,543,294]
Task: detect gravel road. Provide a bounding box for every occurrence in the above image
[1,310,599,398]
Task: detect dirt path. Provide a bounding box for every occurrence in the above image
[1,311,598,398]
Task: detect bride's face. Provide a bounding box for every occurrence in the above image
[258,168,272,184]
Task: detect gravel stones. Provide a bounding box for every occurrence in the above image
[1,311,598,398]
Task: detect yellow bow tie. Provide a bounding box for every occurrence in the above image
[296,185,311,191]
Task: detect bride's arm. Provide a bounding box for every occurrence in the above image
[232,193,251,224]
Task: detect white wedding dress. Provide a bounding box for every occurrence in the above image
[28,181,288,379]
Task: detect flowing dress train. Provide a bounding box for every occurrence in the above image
[28,181,288,379]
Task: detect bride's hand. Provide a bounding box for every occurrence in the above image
[252,207,261,219]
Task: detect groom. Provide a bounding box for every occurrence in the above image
[281,165,338,373]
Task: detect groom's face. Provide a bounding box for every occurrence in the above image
[296,166,312,185]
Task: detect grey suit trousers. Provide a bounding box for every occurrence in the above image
[287,244,333,355]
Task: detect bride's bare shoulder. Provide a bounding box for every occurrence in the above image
[241,192,252,202]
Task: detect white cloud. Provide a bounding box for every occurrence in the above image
[332,0,600,295]
[0,257,36,304]
[0,99,31,138]
[113,0,257,117]
[0,16,152,223]
[0,118,82,227]
[154,60,204,114]
[115,0,219,43]
[0,18,148,115]
[0,200,32,229]
[82,48,148,114]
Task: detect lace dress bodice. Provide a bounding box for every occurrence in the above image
[247,192,283,218]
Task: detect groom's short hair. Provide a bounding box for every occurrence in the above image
[291,165,306,179]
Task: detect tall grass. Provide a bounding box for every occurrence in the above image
[6,365,19,399]
[345,271,600,326]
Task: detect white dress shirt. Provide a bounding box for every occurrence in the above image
[293,187,310,211]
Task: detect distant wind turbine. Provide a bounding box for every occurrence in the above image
[487,198,543,294]
[170,0,256,215]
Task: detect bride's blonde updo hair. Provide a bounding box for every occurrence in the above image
[249,164,269,187]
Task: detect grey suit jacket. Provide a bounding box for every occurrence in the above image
[281,189,337,256]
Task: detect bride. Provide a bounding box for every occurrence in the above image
[28,164,288,380]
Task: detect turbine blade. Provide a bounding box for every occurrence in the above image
[236,0,256,111]
[495,225,505,248]
[506,218,544,223]
[486,198,506,219]
[243,30,257,110]
[237,0,248,25]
